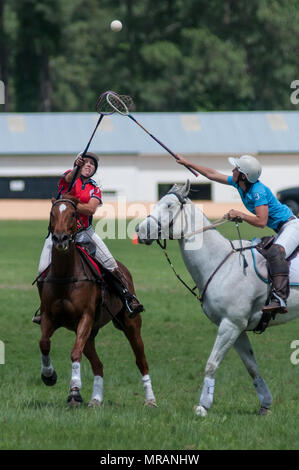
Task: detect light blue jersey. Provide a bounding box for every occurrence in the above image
[227,176,293,230]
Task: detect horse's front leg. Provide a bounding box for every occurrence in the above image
[68,313,93,406]
[195,317,243,417]
[39,314,57,386]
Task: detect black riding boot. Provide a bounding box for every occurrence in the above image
[108,268,145,318]
[262,244,289,316]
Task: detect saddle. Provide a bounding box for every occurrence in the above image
[33,243,126,330]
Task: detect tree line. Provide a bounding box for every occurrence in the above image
[1,0,299,113]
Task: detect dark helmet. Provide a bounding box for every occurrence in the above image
[75,152,99,176]
[84,152,99,175]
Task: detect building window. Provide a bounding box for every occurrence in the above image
[158,183,211,200]
[0,176,59,199]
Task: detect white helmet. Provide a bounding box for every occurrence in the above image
[228,155,262,183]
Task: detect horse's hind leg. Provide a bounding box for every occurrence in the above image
[83,337,104,407]
[39,315,57,386]
[123,314,157,407]
[234,331,272,415]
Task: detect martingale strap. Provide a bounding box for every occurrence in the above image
[156,239,255,305]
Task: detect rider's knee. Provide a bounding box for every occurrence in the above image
[267,244,288,275]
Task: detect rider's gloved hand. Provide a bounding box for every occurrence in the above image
[225,209,244,223]
[75,153,85,167]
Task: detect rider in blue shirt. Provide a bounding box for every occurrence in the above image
[227,175,293,231]
[175,154,299,317]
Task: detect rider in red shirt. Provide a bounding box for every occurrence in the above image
[58,163,102,229]
[34,152,144,323]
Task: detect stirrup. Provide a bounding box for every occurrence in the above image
[32,307,41,325]
[125,294,145,318]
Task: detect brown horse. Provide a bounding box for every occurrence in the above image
[37,197,156,407]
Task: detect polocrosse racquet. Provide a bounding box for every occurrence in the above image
[67,91,116,192]
[102,91,198,178]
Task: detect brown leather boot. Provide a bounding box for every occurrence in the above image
[262,274,289,315]
[109,268,145,318]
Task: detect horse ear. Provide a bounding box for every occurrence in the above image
[181,180,190,197]
[51,197,56,205]
[169,183,179,193]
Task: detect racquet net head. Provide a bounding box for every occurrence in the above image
[95,91,117,115]
[96,90,136,116]
[107,92,136,115]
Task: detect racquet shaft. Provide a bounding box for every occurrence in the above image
[128,115,198,177]
[67,114,104,193]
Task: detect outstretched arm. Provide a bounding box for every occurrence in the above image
[176,155,229,184]
[227,205,269,228]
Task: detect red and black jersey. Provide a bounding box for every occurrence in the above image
[58,170,102,228]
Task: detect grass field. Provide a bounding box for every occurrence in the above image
[0,220,298,450]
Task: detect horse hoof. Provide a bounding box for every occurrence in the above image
[144,399,158,407]
[67,389,83,407]
[41,371,57,387]
[88,399,102,408]
[258,406,271,416]
[194,405,208,417]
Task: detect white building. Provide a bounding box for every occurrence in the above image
[0,111,298,206]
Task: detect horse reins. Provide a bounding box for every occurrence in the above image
[154,191,252,304]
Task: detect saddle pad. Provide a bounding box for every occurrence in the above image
[76,244,103,279]
[251,240,299,286]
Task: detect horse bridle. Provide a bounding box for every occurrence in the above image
[145,191,188,247]
[50,198,81,244]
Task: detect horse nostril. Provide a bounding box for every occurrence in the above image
[52,234,58,243]
[62,235,69,242]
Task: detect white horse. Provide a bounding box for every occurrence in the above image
[136,181,299,416]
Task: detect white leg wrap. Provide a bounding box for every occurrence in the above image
[70,361,81,390]
[253,376,272,408]
[142,374,155,402]
[41,354,54,377]
[91,375,103,403]
[199,377,215,410]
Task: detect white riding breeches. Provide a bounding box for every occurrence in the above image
[274,217,299,258]
[38,226,118,275]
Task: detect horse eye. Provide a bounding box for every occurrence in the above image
[71,212,75,217]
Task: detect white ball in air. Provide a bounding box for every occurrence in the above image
[110,20,122,32]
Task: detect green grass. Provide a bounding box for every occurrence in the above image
[0,220,298,450]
